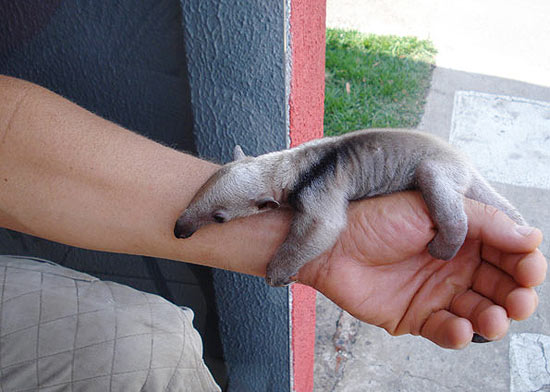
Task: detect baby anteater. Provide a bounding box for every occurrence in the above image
[174,129,524,287]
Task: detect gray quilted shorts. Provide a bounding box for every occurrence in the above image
[0,255,220,392]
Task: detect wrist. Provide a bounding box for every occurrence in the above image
[166,207,293,277]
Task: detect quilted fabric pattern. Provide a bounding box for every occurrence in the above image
[0,256,220,391]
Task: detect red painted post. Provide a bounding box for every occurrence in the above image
[288,1,326,391]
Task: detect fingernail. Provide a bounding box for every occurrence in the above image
[516,225,535,237]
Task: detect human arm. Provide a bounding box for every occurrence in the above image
[0,75,545,349]
[0,75,291,276]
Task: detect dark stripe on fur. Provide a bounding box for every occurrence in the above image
[288,147,341,211]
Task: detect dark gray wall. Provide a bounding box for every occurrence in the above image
[0,0,196,150]
[0,0,290,390]
[181,0,288,161]
[182,1,290,391]
[0,0,228,387]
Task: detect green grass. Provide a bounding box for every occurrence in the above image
[324,28,437,136]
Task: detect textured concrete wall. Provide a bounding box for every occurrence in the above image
[181,0,288,162]
[0,0,196,151]
[1,0,321,390]
[181,1,291,391]
[0,0,227,386]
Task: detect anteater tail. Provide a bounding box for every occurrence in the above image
[465,173,526,226]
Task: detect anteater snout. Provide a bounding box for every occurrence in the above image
[174,219,196,239]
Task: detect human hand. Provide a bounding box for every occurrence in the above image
[298,191,547,349]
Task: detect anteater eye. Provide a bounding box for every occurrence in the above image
[213,213,226,223]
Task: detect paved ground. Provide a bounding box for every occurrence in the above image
[315,1,550,391]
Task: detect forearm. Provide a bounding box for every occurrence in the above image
[0,75,290,276]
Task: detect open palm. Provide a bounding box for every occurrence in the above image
[299,192,546,349]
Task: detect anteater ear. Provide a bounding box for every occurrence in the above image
[233,145,247,161]
[255,197,280,210]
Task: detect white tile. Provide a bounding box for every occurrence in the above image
[509,333,550,392]
[450,91,550,190]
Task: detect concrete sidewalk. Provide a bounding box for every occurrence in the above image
[315,1,550,391]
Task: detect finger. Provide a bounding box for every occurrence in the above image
[505,287,539,321]
[451,290,510,341]
[464,199,542,253]
[420,309,473,349]
[481,246,547,287]
[473,262,521,306]
[473,262,539,320]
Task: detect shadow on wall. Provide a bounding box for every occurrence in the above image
[0,0,196,151]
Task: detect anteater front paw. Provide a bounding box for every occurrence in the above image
[265,261,299,287]
[427,220,468,261]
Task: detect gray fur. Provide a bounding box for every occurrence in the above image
[174,129,525,287]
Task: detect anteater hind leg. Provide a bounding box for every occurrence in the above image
[415,161,470,261]
[266,190,348,287]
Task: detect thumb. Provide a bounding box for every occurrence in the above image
[464,198,542,253]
